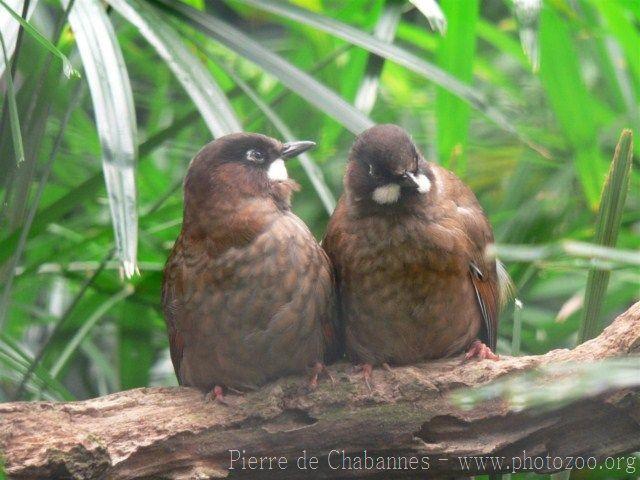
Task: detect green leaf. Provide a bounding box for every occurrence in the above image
[0,0,76,222]
[12,250,114,399]
[0,85,83,332]
[0,0,79,78]
[539,6,607,207]
[579,1,636,117]
[226,0,530,144]
[108,0,242,137]
[50,285,134,379]
[0,109,199,266]
[476,19,528,66]
[353,1,402,115]
[513,0,541,71]
[579,129,634,343]
[409,0,446,35]
[492,240,640,267]
[64,0,138,277]
[435,0,479,171]
[117,303,154,390]
[0,0,39,77]
[0,31,24,164]
[0,334,74,400]
[453,357,640,411]
[81,338,119,394]
[595,0,640,86]
[150,0,374,134]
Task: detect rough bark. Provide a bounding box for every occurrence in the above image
[1,302,639,480]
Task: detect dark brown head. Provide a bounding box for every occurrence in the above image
[184,132,315,211]
[345,124,433,211]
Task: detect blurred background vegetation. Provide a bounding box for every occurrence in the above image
[0,0,638,477]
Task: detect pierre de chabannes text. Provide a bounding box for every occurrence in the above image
[228,449,637,474]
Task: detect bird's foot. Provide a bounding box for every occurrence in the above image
[354,363,374,392]
[204,386,243,406]
[308,362,334,390]
[381,362,403,395]
[204,385,230,405]
[464,340,499,361]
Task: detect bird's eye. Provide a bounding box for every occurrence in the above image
[368,164,376,176]
[246,149,265,163]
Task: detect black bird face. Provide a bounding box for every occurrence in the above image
[184,133,316,204]
[209,132,315,182]
[347,124,432,206]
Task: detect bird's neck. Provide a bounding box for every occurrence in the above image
[181,188,291,255]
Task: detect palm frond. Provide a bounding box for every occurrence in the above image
[109,0,242,137]
[65,0,138,277]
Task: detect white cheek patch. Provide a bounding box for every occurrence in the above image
[267,158,288,181]
[407,172,431,194]
[372,183,401,204]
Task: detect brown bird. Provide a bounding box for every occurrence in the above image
[162,133,340,401]
[323,124,508,386]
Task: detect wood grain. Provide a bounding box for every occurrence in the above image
[1,302,639,479]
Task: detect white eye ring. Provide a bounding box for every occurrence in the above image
[246,149,265,163]
[368,164,375,176]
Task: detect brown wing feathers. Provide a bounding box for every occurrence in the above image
[469,261,499,352]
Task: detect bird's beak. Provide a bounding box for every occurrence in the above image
[280,140,316,159]
[402,171,432,194]
[401,172,417,188]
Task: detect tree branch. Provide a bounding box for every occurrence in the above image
[2,302,639,479]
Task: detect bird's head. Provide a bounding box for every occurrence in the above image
[346,124,433,210]
[184,132,315,209]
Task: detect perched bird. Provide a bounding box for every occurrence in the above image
[162,133,340,400]
[323,124,508,385]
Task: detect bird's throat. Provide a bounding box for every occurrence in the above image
[372,184,401,204]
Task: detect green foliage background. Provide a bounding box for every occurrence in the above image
[0,0,638,477]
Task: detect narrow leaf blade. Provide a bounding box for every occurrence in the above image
[0,31,24,164]
[108,0,242,137]
[409,0,447,35]
[228,0,534,147]
[354,2,402,115]
[513,0,541,72]
[0,0,39,77]
[539,7,607,207]
[64,0,139,277]
[50,285,134,378]
[579,129,634,343]
[150,0,373,134]
[435,0,479,171]
[0,0,79,77]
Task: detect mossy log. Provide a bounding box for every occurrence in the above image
[1,302,639,479]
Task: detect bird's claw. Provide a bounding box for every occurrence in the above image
[204,385,228,404]
[308,362,333,390]
[463,340,499,362]
[354,363,373,392]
